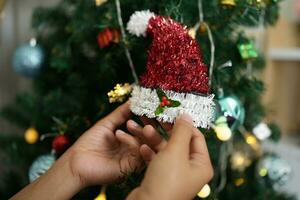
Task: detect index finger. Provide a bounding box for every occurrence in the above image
[98,101,132,130]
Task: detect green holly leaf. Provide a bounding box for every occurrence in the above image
[156,89,166,101]
[155,105,165,116]
[170,100,181,107]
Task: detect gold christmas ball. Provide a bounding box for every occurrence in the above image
[235,178,245,187]
[199,23,207,34]
[25,127,39,144]
[220,0,236,7]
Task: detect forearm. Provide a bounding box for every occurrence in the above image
[126,186,173,200]
[10,152,82,200]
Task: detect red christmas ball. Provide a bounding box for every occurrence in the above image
[52,135,71,154]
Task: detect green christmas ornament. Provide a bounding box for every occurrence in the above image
[218,95,245,129]
[238,41,258,60]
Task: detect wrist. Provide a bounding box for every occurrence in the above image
[11,150,83,200]
[43,150,83,199]
[55,149,85,190]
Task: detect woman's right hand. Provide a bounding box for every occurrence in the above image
[127,114,214,200]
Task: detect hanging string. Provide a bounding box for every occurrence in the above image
[215,143,228,194]
[196,1,228,195]
[115,0,139,83]
[214,137,234,196]
[197,0,215,89]
[246,61,253,78]
[206,24,215,88]
[198,0,204,22]
[256,9,266,50]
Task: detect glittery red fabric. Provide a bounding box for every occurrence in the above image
[139,16,209,94]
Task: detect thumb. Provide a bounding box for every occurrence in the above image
[166,114,194,157]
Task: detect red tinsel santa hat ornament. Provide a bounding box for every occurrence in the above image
[127,10,215,128]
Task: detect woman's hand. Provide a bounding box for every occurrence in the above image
[127,114,214,200]
[68,101,144,187]
[11,102,144,200]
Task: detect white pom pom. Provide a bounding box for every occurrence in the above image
[126,10,155,37]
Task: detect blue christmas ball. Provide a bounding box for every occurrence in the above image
[218,95,245,130]
[29,154,56,183]
[12,40,45,78]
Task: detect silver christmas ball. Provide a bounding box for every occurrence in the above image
[28,154,56,183]
[257,155,291,188]
[12,39,45,78]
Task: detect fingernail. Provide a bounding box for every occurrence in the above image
[177,113,193,124]
[116,129,126,135]
[128,120,140,128]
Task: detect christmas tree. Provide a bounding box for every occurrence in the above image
[0,0,296,199]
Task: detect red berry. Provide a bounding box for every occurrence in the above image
[166,100,172,106]
[52,135,71,154]
[162,96,168,102]
[161,101,166,107]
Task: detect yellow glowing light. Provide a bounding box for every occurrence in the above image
[215,125,232,141]
[197,184,211,198]
[259,168,268,177]
[220,0,236,7]
[244,132,261,154]
[236,155,246,166]
[230,152,252,171]
[94,186,107,200]
[246,134,257,145]
[235,178,245,187]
